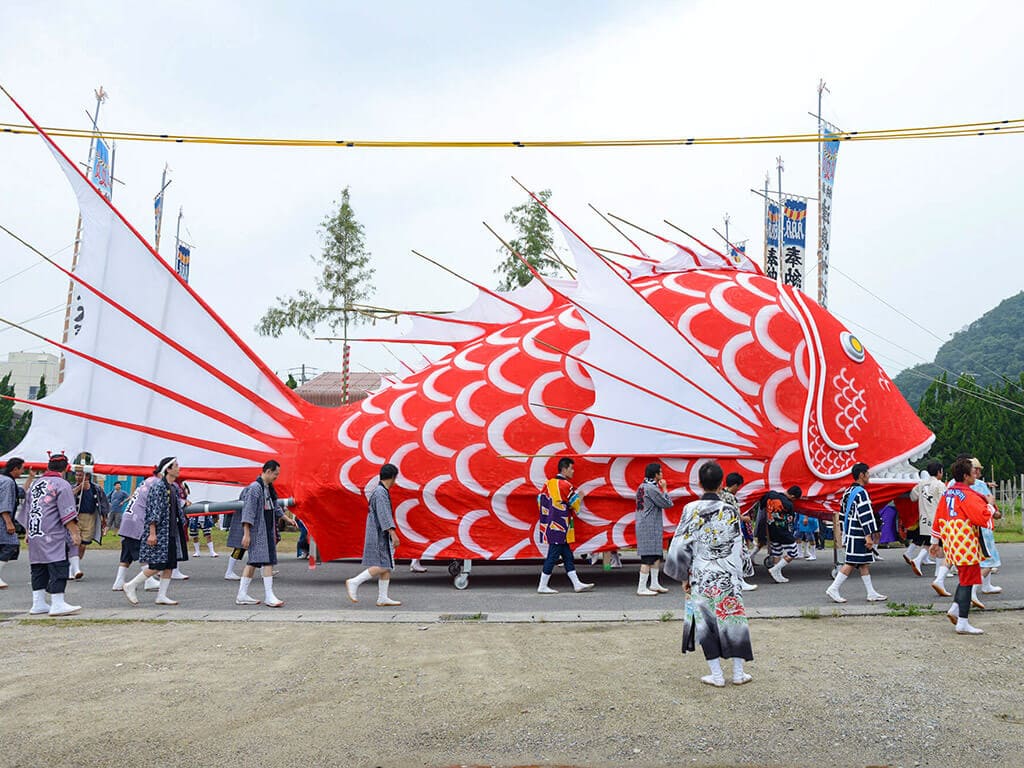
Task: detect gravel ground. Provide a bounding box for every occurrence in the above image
[2,612,1023,767]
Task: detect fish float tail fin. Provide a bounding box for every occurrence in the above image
[1,89,314,486]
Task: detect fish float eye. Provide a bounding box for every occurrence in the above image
[841,331,865,363]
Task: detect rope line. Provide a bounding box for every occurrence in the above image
[1,117,1022,149]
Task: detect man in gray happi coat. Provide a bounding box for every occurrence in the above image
[233,460,295,607]
[635,462,673,596]
[346,463,401,607]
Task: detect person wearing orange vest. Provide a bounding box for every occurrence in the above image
[929,457,994,635]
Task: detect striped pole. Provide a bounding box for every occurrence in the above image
[342,342,351,404]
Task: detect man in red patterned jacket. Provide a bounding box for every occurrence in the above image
[930,457,994,635]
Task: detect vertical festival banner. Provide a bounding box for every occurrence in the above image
[154,188,165,253]
[90,138,112,199]
[782,197,808,290]
[730,242,747,265]
[818,130,840,306]
[175,243,191,283]
[763,200,780,279]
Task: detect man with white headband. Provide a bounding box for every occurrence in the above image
[122,457,189,606]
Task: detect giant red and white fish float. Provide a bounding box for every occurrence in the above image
[2,93,934,563]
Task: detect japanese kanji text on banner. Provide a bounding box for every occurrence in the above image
[763,200,780,279]
[782,197,807,291]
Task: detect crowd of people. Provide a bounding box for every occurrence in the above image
[0,449,1009,682]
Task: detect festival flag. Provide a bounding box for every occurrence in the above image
[154,188,165,252]
[763,200,780,279]
[90,137,112,199]
[781,197,808,291]
[176,243,191,283]
[818,130,840,305]
[729,242,747,265]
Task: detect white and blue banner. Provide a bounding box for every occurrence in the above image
[90,138,112,199]
[782,197,808,291]
[818,130,840,305]
[176,243,191,283]
[763,200,780,279]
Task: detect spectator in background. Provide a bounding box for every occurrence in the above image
[107,481,128,530]
[69,466,110,580]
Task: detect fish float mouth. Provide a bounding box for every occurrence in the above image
[868,435,935,481]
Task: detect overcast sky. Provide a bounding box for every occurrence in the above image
[1,0,1022,386]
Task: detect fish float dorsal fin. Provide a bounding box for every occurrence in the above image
[551,219,764,458]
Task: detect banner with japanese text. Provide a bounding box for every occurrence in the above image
[781,197,807,290]
[763,200,780,279]
[818,130,840,304]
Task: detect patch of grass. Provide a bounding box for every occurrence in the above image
[799,607,821,619]
[659,611,674,622]
[885,601,928,617]
[438,612,485,622]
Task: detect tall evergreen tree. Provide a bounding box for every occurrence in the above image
[257,187,375,342]
[494,189,567,291]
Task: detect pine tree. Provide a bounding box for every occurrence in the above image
[494,189,567,291]
[257,187,375,341]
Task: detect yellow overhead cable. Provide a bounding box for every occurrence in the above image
[0,117,1022,149]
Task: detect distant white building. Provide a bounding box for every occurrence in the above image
[0,351,60,402]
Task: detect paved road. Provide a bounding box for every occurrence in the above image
[2,543,1022,621]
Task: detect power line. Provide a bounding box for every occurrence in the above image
[830,265,1024,396]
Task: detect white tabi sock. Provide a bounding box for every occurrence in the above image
[982,573,993,591]
[225,557,241,578]
[69,555,81,575]
[157,578,171,601]
[637,571,649,592]
[30,589,48,612]
[828,571,848,591]
[913,549,928,570]
[263,575,276,599]
[905,543,920,559]
[238,576,252,599]
[0,560,7,586]
[112,565,128,589]
[208,541,217,555]
[125,569,147,589]
[193,543,201,556]
[861,574,877,595]
[707,657,723,677]
[350,569,373,587]
[650,568,663,590]
[934,563,949,581]
[538,572,552,590]
[732,658,745,677]
[567,569,585,588]
[378,578,391,602]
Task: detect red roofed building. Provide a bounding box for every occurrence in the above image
[292,371,393,407]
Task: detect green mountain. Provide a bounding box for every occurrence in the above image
[894,291,1024,409]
